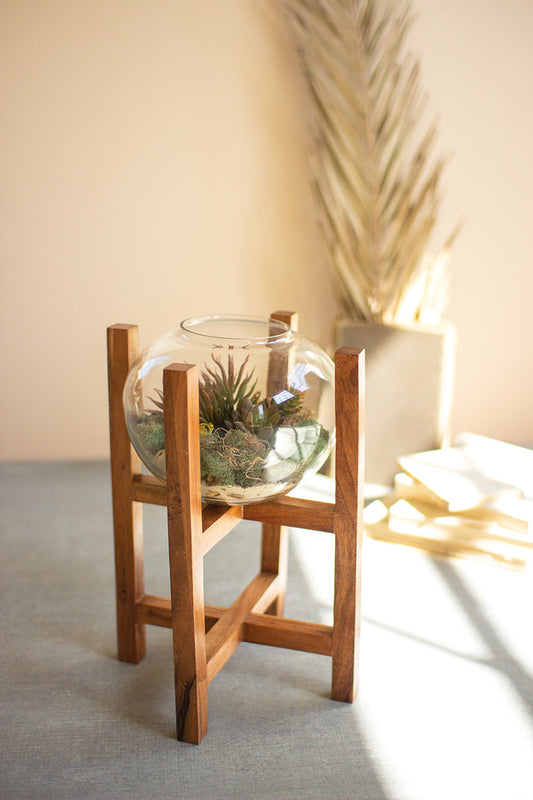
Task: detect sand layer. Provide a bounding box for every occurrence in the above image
[201,480,294,506]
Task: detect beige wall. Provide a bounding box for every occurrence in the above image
[410,0,533,445]
[1,0,532,461]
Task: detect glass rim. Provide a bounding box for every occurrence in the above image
[179,314,293,346]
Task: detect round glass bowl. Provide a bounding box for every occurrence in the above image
[123,315,335,505]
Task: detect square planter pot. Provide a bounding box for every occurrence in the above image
[336,321,456,487]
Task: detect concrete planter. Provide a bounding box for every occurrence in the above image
[336,321,456,487]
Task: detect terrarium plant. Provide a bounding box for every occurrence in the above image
[282,0,458,324]
[132,352,329,503]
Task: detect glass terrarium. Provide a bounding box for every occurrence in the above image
[123,315,335,505]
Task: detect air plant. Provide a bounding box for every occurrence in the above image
[198,353,308,441]
[198,353,260,430]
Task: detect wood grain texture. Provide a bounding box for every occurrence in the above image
[136,593,172,627]
[260,310,298,615]
[201,504,243,554]
[131,473,167,505]
[241,614,333,655]
[209,606,333,655]
[260,523,289,615]
[332,347,365,702]
[205,572,280,683]
[267,310,298,396]
[244,496,334,531]
[163,363,208,744]
[135,595,333,656]
[107,325,146,664]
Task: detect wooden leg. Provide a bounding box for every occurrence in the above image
[164,363,208,744]
[260,523,289,615]
[261,310,296,615]
[331,347,364,702]
[107,325,146,664]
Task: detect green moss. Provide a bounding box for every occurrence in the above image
[286,421,329,479]
[200,448,235,486]
[200,427,268,487]
[134,409,330,492]
[136,415,165,454]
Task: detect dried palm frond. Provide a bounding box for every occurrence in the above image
[282,0,458,324]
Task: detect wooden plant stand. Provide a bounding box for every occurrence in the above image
[107,312,364,744]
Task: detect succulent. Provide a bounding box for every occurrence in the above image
[228,391,309,443]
